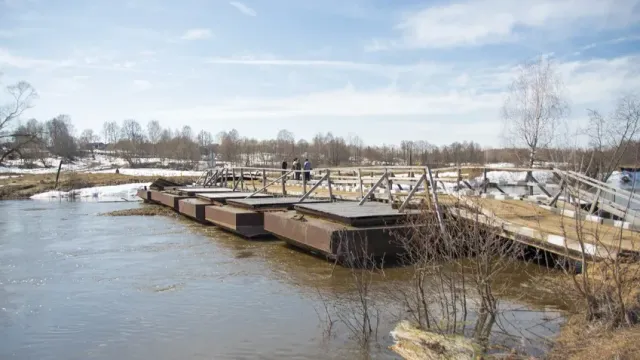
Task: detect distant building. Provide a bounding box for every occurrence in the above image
[87,142,107,150]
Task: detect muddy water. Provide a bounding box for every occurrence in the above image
[1,201,564,359]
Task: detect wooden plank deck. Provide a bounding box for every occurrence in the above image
[470,198,640,252]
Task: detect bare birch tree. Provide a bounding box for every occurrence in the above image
[502,57,568,167]
[584,93,640,182]
[0,80,38,164]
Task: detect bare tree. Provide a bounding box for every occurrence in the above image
[14,118,47,166]
[46,115,77,159]
[584,94,640,182]
[348,134,364,165]
[102,121,120,146]
[147,120,162,157]
[0,80,38,165]
[218,129,240,164]
[197,129,213,159]
[502,57,568,167]
[79,129,99,159]
[117,119,145,166]
[276,129,295,160]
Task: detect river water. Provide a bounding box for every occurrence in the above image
[1,201,565,359]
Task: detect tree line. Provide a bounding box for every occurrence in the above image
[1,58,638,176]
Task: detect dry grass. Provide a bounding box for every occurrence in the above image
[550,314,640,360]
[0,172,198,200]
[544,261,640,359]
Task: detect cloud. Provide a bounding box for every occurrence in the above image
[370,0,639,50]
[131,79,152,92]
[0,30,15,38]
[229,1,257,17]
[152,54,640,130]
[205,56,449,79]
[180,28,213,40]
[0,47,157,74]
[0,48,67,69]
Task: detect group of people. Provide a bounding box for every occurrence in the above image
[282,158,311,181]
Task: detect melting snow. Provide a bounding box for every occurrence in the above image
[30,183,151,202]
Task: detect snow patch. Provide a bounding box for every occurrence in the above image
[30,183,151,202]
[87,168,202,177]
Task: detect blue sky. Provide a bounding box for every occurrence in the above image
[1,0,639,146]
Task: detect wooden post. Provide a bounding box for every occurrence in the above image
[483,168,488,194]
[399,174,426,212]
[232,168,237,189]
[589,188,601,214]
[282,169,287,195]
[358,168,364,199]
[526,171,534,196]
[427,167,445,235]
[457,167,462,190]
[303,169,307,193]
[54,160,63,189]
[385,168,392,203]
[262,169,267,192]
[549,179,564,207]
[299,173,329,202]
[327,169,333,202]
[423,167,432,208]
[240,168,244,191]
[359,172,387,205]
[246,170,294,198]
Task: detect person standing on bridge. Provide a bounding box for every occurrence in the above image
[292,158,300,180]
[303,159,311,181]
[281,159,288,177]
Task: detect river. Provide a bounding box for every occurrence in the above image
[1,200,565,359]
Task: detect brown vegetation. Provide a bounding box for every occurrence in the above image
[100,204,176,217]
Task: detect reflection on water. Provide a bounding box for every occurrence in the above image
[1,201,565,359]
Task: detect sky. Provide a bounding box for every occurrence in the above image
[1,0,639,147]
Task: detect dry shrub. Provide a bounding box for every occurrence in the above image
[390,200,527,354]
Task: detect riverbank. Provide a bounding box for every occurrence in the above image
[546,262,640,359]
[0,172,198,200]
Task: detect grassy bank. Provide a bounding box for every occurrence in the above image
[0,172,198,200]
[546,262,640,359]
[550,314,640,359]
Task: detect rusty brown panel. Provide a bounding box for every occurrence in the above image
[136,189,150,201]
[149,190,164,203]
[205,206,270,238]
[206,206,239,228]
[178,200,197,219]
[264,212,337,254]
[178,199,209,222]
[160,193,191,209]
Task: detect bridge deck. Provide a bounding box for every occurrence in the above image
[471,198,639,252]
